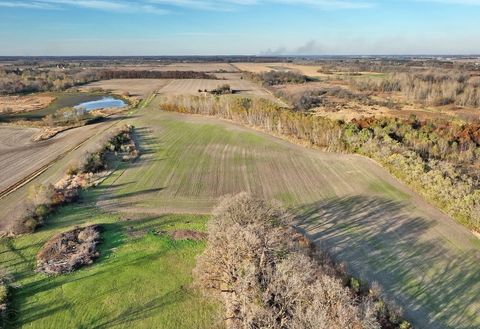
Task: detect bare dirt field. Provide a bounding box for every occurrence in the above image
[80,79,172,98]
[96,99,479,329]
[234,62,330,78]
[0,117,126,231]
[158,77,274,98]
[0,95,55,114]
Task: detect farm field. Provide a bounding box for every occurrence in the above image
[233,62,328,77]
[0,191,219,328]
[1,0,479,327]
[233,62,386,79]
[96,99,479,329]
[157,77,271,97]
[0,116,126,232]
[80,79,172,99]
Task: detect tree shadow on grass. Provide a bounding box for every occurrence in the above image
[7,217,178,328]
[292,196,480,329]
[83,288,189,329]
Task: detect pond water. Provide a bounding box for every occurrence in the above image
[1,92,125,122]
[74,96,126,111]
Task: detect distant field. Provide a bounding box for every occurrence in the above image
[80,79,172,98]
[0,192,219,329]
[157,77,271,98]
[233,62,387,79]
[81,75,277,101]
[0,95,54,114]
[233,62,326,77]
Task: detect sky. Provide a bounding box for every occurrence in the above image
[0,0,479,56]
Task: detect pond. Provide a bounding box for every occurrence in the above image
[74,97,126,111]
[0,92,127,122]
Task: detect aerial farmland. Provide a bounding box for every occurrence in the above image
[1,1,480,329]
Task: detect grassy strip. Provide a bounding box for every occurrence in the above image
[0,189,220,328]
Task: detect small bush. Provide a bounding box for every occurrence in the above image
[209,84,232,95]
[350,277,362,293]
[36,225,102,275]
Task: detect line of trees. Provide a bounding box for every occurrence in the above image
[246,70,312,86]
[96,69,215,80]
[0,67,216,95]
[195,193,411,329]
[160,94,480,232]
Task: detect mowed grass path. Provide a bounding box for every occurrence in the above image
[0,191,219,329]
[99,104,479,329]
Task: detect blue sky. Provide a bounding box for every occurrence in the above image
[0,0,479,55]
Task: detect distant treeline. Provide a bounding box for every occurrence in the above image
[161,94,480,232]
[96,69,215,80]
[0,68,215,95]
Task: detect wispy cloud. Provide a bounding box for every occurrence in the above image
[3,0,480,14]
[0,0,374,13]
[148,0,373,10]
[418,0,480,4]
[0,1,54,9]
[0,0,169,13]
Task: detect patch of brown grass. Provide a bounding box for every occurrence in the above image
[0,95,54,114]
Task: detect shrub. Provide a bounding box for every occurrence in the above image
[36,225,102,275]
[195,194,384,329]
[209,84,232,95]
[0,266,14,323]
[82,152,105,173]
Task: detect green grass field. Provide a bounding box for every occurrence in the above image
[0,190,219,329]
[1,95,479,329]
[98,109,408,215]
